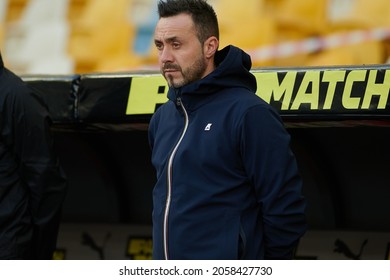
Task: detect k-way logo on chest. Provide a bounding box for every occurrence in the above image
[204,123,213,131]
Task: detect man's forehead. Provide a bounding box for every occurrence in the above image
[155,14,196,38]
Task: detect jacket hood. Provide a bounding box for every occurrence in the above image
[167,45,257,101]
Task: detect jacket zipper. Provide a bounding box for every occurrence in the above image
[163,96,189,260]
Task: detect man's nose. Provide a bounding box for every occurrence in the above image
[160,47,173,63]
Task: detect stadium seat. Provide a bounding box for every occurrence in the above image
[0,0,7,48]
[306,41,384,67]
[3,0,74,74]
[271,0,328,37]
[3,0,390,72]
[327,0,390,30]
[4,0,28,22]
[213,0,276,67]
[68,0,140,73]
[215,0,275,49]
[96,0,159,72]
[0,1,7,22]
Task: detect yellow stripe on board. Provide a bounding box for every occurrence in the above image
[126,69,390,115]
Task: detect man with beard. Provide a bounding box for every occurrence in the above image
[148,0,307,260]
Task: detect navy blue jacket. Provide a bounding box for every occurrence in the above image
[148,45,306,260]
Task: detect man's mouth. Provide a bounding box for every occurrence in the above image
[163,63,180,74]
[164,68,179,73]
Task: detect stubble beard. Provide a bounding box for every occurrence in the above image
[164,54,207,89]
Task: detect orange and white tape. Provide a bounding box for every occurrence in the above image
[249,28,390,61]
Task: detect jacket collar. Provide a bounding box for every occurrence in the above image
[167,45,256,111]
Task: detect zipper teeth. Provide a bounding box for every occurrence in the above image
[163,98,189,260]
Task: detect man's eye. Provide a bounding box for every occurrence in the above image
[172,43,180,48]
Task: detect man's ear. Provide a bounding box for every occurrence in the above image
[204,36,219,59]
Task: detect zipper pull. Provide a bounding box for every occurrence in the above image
[176,96,182,106]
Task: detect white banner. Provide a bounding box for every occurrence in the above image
[1,260,389,280]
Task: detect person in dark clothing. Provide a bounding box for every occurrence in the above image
[0,51,67,259]
[148,0,306,260]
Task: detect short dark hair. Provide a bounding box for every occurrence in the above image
[157,0,219,44]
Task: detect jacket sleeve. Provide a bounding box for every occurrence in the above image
[240,103,306,259]
[10,84,67,259]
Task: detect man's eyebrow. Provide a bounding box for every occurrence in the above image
[154,36,179,44]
